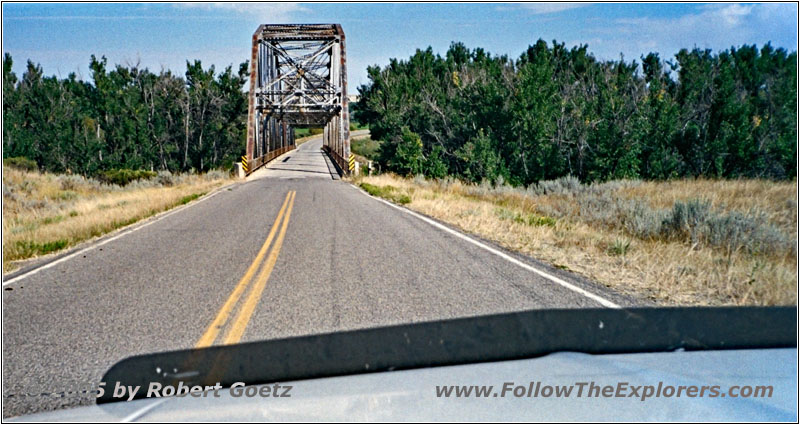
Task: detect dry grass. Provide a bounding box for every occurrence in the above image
[2,166,232,272]
[353,174,797,306]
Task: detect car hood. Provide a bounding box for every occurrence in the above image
[11,348,797,422]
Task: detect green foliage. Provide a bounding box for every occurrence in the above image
[607,238,632,256]
[15,239,68,257]
[178,192,204,205]
[349,121,368,131]
[457,129,504,183]
[41,215,64,225]
[98,169,157,186]
[355,40,797,184]
[178,193,205,205]
[350,137,381,160]
[384,127,424,176]
[3,54,249,175]
[295,127,323,138]
[495,207,556,227]
[424,145,449,179]
[3,156,37,171]
[359,182,411,204]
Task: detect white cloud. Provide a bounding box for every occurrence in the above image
[716,3,753,25]
[518,3,588,15]
[585,3,797,63]
[615,3,760,33]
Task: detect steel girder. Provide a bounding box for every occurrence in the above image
[245,24,350,174]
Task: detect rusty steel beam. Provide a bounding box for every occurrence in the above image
[245,24,349,175]
[323,23,350,174]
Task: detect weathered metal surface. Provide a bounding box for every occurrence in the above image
[246,24,350,175]
[245,30,260,173]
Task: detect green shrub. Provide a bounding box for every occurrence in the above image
[349,121,368,131]
[527,214,557,227]
[58,191,78,201]
[393,193,412,204]
[494,207,556,227]
[359,182,411,204]
[573,191,794,256]
[351,137,381,160]
[98,169,157,186]
[677,206,794,256]
[59,175,85,191]
[156,170,177,186]
[15,239,68,257]
[3,157,37,172]
[41,215,64,225]
[204,169,230,181]
[179,193,204,205]
[607,238,632,256]
[389,128,424,176]
[530,175,584,196]
[661,199,711,244]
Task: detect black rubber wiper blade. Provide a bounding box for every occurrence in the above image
[98,306,796,404]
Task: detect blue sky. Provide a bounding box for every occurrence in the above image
[2,2,797,90]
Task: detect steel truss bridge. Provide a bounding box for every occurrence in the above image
[245,24,351,174]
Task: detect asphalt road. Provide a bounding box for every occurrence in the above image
[2,135,638,418]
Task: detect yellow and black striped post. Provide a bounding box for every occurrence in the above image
[348,154,355,173]
[241,155,249,173]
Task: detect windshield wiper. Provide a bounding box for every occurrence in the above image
[99,306,796,404]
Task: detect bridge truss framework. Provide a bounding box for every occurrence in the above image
[245,24,351,174]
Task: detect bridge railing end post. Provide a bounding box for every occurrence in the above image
[234,163,246,179]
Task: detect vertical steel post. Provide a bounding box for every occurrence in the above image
[335,24,351,174]
[245,26,262,171]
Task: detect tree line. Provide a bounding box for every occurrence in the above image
[354,40,797,185]
[3,54,249,175]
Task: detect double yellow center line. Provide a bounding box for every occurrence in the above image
[195,190,296,348]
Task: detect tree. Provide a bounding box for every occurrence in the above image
[356,40,796,184]
[2,54,249,175]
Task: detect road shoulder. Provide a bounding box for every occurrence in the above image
[347,181,646,308]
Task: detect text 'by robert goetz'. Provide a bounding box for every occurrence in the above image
[97,381,292,401]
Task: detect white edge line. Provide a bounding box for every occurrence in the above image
[353,185,621,309]
[120,397,169,422]
[3,190,224,286]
